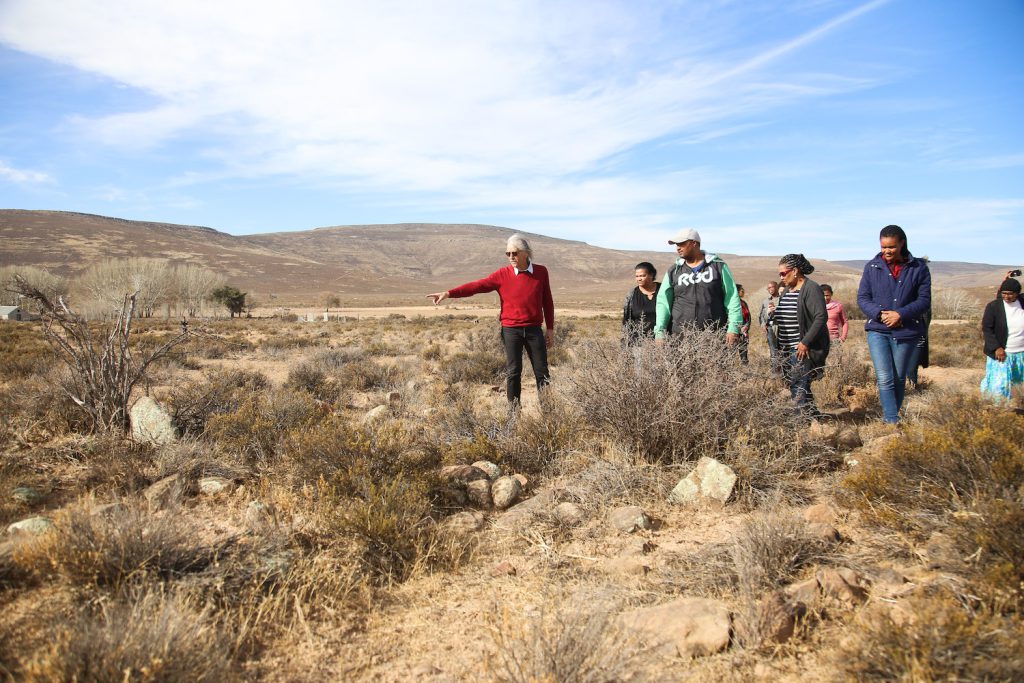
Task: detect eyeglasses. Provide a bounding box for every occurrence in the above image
[778,269,791,278]
[505,251,519,257]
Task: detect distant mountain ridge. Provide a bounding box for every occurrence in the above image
[0,209,1007,305]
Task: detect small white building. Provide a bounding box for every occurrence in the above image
[0,305,37,321]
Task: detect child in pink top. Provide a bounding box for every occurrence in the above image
[821,284,848,341]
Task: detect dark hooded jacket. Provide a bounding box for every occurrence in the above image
[857,253,931,340]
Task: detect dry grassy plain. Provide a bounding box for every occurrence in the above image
[1,309,1022,682]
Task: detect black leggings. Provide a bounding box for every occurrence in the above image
[501,326,549,403]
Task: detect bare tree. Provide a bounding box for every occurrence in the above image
[175,264,223,317]
[11,275,190,434]
[0,265,67,311]
[933,288,978,320]
[76,258,176,317]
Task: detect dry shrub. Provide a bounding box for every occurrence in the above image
[558,456,669,512]
[17,501,214,590]
[814,339,876,408]
[839,392,1024,607]
[834,593,1024,682]
[164,367,269,435]
[150,436,249,483]
[926,322,982,369]
[726,426,839,506]
[485,596,645,683]
[23,587,236,683]
[565,331,799,463]
[0,323,53,380]
[205,387,324,464]
[0,368,93,437]
[661,508,830,598]
[284,347,368,400]
[438,349,506,384]
[279,419,440,489]
[67,434,154,495]
[336,357,402,392]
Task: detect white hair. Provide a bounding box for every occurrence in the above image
[506,234,532,260]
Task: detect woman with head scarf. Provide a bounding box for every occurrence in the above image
[856,225,932,423]
[981,277,1024,402]
[771,254,830,418]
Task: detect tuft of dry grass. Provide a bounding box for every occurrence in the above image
[485,595,646,683]
[833,593,1024,682]
[22,586,237,683]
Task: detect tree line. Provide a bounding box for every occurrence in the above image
[0,259,248,318]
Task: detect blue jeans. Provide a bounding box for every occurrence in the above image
[781,347,816,416]
[866,331,922,423]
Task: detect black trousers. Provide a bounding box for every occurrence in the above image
[501,325,549,402]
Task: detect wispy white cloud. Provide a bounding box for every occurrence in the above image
[0,0,891,210]
[0,160,51,184]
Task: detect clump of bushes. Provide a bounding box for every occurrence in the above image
[839,393,1024,607]
[205,387,324,464]
[165,368,270,435]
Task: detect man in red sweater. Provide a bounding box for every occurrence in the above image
[428,234,555,404]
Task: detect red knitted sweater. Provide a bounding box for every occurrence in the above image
[447,264,555,329]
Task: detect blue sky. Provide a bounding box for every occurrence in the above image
[1,0,1022,262]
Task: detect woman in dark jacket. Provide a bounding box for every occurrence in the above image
[857,225,931,423]
[981,278,1024,401]
[771,254,830,418]
[622,262,661,345]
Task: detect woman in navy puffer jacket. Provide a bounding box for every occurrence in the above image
[857,225,932,423]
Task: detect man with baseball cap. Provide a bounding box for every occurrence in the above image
[654,228,743,345]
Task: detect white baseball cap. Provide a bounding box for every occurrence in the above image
[668,228,701,245]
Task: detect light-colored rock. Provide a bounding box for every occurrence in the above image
[7,515,53,537]
[471,461,502,481]
[199,477,234,496]
[817,567,867,603]
[668,457,737,506]
[245,501,275,528]
[11,487,42,504]
[806,420,840,446]
[620,597,731,658]
[439,465,489,483]
[512,473,529,491]
[806,523,842,542]
[130,396,178,446]
[495,488,557,531]
[802,504,837,526]
[350,392,373,409]
[553,501,585,527]
[442,511,485,534]
[608,505,652,533]
[362,404,390,425]
[784,577,821,605]
[144,474,183,508]
[490,476,521,510]
[466,479,492,508]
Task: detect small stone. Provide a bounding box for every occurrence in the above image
[387,391,402,406]
[130,396,178,446]
[362,404,390,425]
[466,479,492,508]
[784,577,821,605]
[490,560,517,577]
[471,461,502,481]
[806,420,840,446]
[11,487,42,504]
[491,476,521,510]
[608,505,651,533]
[512,473,529,491]
[803,504,837,526]
[7,516,53,537]
[144,474,183,508]
[443,511,485,534]
[620,597,731,658]
[350,392,373,409]
[553,501,585,527]
[817,567,867,603]
[199,477,234,495]
[245,501,275,528]
[668,457,736,506]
